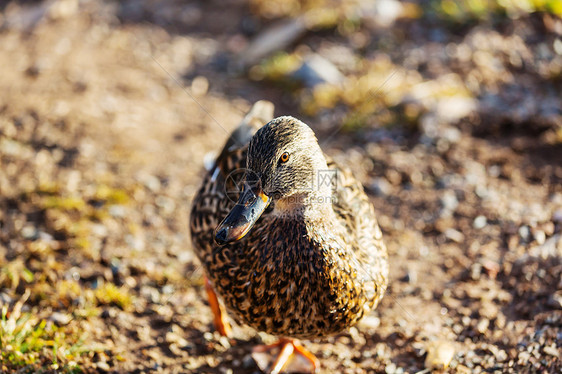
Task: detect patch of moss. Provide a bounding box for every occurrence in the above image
[42,196,86,212]
[36,182,61,195]
[94,283,133,312]
[94,185,129,205]
[432,0,562,23]
[250,52,302,82]
[250,0,366,30]
[303,60,424,131]
[302,83,341,116]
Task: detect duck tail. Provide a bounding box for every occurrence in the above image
[219,100,275,156]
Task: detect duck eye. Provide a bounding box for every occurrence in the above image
[279,152,290,163]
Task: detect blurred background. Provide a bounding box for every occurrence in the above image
[0,0,561,372]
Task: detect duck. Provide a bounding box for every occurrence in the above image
[190,101,389,373]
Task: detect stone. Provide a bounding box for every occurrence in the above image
[425,341,455,369]
[291,54,345,87]
[237,17,307,68]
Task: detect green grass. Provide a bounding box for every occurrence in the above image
[0,259,34,290]
[0,291,92,373]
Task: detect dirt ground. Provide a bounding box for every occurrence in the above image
[0,0,561,373]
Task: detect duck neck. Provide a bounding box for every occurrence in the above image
[271,159,336,219]
[272,188,335,221]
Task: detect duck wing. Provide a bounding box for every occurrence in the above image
[327,157,388,301]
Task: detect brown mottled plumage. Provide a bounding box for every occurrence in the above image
[190,107,388,340]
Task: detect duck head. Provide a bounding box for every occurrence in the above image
[214,116,331,245]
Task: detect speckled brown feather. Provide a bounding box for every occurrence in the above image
[190,108,388,339]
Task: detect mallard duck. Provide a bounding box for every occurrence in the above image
[190,101,388,373]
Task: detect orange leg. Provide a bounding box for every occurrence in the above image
[204,277,231,337]
[253,338,319,374]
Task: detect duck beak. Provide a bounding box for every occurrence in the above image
[214,182,270,245]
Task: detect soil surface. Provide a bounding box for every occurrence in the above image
[0,1,561,373]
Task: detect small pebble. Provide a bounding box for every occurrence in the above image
[242,354,255,368]
[165,331,188,347]
[473,215,487,229]
[49,312,72,326]
[141,174,161,192]
[445,228,464,243]
[359,315,381,329]
[452,324,463,334]
[371,177,391,196]
[441,190,458,212]
[476,318,489,334]
[108,205,126,218]
[532,229,546,245]
[543,345,559,357]
[518,225,530,241]
[496,350,508,362]
[470,262,482,280]
[218,336,231,349]
[96,361,110,371]
[425,341,455,369]
[384,362,397,374]
[191,76,209,97]
[518,351,531,362]
[21,225,38,240]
